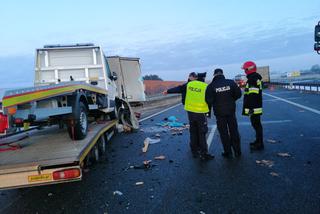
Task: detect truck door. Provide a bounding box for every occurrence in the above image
[105,59,117,110]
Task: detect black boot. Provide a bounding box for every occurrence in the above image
[250,142,264,151]
[234,150,242,157]
[200,153,215,161]
[221,152,233,159]
[249,141,257,146]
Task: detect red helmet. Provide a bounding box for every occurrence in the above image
[241,61,257,75]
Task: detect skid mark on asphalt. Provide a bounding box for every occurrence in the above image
[264,92,320,115]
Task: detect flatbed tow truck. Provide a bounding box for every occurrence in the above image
[0,43,141,190]
[0,120,116,189]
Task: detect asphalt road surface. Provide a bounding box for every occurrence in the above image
[0,88,319,214]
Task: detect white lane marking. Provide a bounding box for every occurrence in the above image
[139,103,182,122]
[264,97,301,102]
[263,92,320,115]
[207,125,217,149]
[238,120,292,125]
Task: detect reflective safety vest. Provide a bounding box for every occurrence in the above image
[184,80,209,113]
[244,79,262,95]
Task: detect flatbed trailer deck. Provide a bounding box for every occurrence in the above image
[0,120,117,190]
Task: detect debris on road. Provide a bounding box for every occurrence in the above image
[256,160,274,168]
[144,137,161,145]
[135,182,144,186]
[155,133,161,138]
[168,116,177,122]
[267,139,277,144]
[154,155,166,160]
[277,152,291,157]
[132,160,155,170]
[142,139,150,153]
[113,190,123,196]
[270,172,279,177]
[169,160,174,163]
[48,193,53,197]
[117,124,124,133]
[123,125,132,132]
[200,211,206,214]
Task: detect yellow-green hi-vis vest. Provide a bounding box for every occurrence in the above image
[184,80,209,113]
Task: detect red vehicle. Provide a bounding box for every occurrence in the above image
[234,74,247,87]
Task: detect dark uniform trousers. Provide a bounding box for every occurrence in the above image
[216,114,241,154]
[250,115,263,144]
[187,112,208,155]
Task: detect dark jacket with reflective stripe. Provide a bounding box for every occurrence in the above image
[242,72,263,115]
[167,83,187,105]
[205,75,242,116]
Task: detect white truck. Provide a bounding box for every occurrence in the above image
[0,43,139,140]
[107,56,146,105]
[256,66,270,83]
[0,43,141,189]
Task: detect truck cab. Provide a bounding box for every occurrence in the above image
[34,43,117,113]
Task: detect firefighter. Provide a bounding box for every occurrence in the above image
[205,68,242,158]
[241,61,264,150]
[184,73,214,160]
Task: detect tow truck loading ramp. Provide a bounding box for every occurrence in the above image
[0,120,116,190]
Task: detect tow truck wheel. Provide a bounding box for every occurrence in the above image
[99,135,106,155]
[93,145,99,162]
[68,102,88,140]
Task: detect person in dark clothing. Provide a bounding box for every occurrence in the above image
[205,68,242,158]
[163,72,197,105]
[241,61,264,150]
[164,72,214,161]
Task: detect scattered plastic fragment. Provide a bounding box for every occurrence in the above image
[132,160,155,170]
[113,190,123,196]
[117,124,124,133]
[123,125,132,132]
[154,155,166,160]
[168,121,184,127]
[155,133,161,138]
[48,193,53,197]
[256,160,274,168]
[200,211,206,214]
[277,152,291,157]
[135,182,144,186]
[267,139,277,143]
[145,137,161,145]
[270,172,279,177]
[168,116,177,122]
[142,139,150,153]
[169,160,174,163]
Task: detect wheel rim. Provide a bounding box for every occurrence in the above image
[80,111,87,134]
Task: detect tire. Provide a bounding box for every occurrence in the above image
[92,145,99,162]
[98,135,106,155]
[68,102,88,140]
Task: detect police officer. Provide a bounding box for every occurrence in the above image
[241,61,264,150]
[205,69,242,158]
[184,73,214,160]
[163,72,197,104]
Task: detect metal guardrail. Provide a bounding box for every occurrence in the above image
[269,82,320,92]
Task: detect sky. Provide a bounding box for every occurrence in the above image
[0,0,319,88]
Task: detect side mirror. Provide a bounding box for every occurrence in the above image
[314,21,320,54]
[111,72,118,81]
